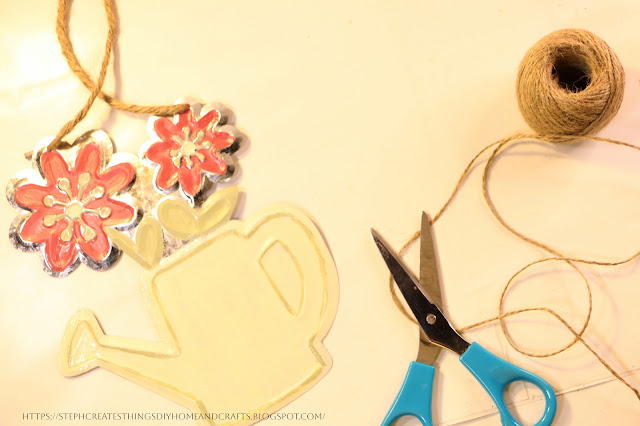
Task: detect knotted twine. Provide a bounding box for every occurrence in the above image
[24,0,189,160]
[390,29,640,400]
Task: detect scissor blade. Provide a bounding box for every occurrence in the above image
[372,229,432,325]
[372,228,470,356]
[419,212,443,309]
[416,212,444,365]
[416,329,442,365]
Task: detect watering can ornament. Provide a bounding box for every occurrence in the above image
[7,102,339,425]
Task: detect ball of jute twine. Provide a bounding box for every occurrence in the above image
[390,29,640,401]
[516,28,625,136]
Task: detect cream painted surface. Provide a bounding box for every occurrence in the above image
[1,1,640,425]
[60,204,338,425]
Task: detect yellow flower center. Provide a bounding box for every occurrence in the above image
[66,201,84,219]
[169,126,212,169]
[182,141,197,156]
[42,172,112,242]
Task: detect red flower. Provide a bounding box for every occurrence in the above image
[13,143,136,274]
[145,109,234,198]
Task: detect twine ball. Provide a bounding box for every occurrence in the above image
[516,29,625,136]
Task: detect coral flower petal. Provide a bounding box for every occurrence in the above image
[20,207,66,244]
[15,184,51,210]
[146,141,180,190]
[154,117,180,141]
[41,151,71,186]
[74,143,102,175]
[85,198,135,227]
[200,153,228,175]
[99,162,135,196]
[76,215,111,262]
[156,162,180,190]
[195,110,219,131]
[175,110,195,129]
[45,234,77,273]
[207,130,233,150]
[146,141,177,164]
[178,163,203,196]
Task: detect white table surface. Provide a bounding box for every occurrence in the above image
[1,1,639,425]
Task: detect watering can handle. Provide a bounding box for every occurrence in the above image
[256,209,334,334]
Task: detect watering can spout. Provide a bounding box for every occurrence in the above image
[59,309,103,375]
[59,309,181,388]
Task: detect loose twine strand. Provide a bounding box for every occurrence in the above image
[390,29,640,401]
[24,0,189,159]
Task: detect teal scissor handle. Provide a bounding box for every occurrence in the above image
[381,361,435,426]
[459,342,557,426]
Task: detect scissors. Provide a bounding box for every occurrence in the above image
[372,212,557,426]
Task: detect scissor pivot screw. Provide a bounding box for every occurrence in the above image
[426,314,437,325]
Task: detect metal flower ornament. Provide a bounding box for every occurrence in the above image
[7,131,138,277]
[7,102,243,277]
[141,103,239,203]
[7,98,339,425]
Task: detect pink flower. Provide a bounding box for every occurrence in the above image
[12,142,135,275]
[144,108,234,198]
